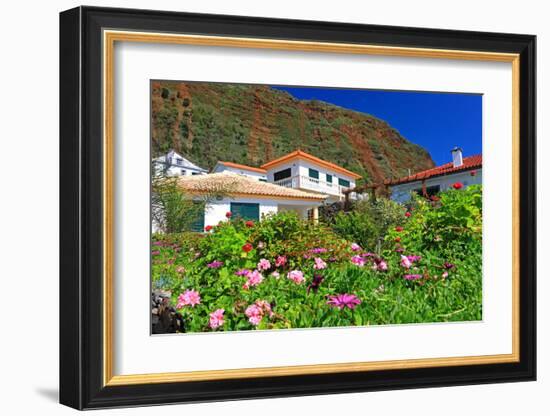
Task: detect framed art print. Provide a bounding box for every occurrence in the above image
[59,6,536,410]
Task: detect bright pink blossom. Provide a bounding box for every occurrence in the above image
[257,258,271,271]
[242,270,263,289]
[373,258,388,271]
[404,274,423,280]
[326,294,362,310]
[351,255,365,267]
[400,255,412,269]
[209,309,225,329]
[351,243,361,252]
[245,300,273,326]
[176,266,185,274]
[275,255,287,267]
[287,270,305,284]
[176,289,201,308]
[245,304,263,326]
[207,260,223,268]
[313,257,327,270]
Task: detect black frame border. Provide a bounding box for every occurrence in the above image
[60,6,536,410]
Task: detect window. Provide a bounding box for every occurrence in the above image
[259,178,267,182]
[230,203,260,221]
[274,168,292,182]
[181,169,186,175]
[191,172,200,175]
[338,178,350,187]
[326,174,333,183]
[414,185,440,197]
[176,158,183,166]
[308,168,319,179]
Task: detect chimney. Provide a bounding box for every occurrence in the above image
[451,146,463,168]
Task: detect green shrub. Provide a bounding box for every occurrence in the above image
[332,198,406,251]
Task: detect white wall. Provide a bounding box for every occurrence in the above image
[1,1,547,416]
[204,197,278,227]
[295,159,357,188]
[391,169,483,202]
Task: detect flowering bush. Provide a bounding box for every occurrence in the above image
[151,187,482,333]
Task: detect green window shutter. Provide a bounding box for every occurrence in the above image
[230,203,260,221]
[326,174,333,183]
[338,178,350,187]
[189,208,205,232]
[309,168,319,179]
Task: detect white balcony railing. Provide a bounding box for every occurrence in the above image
[273,175,354,199]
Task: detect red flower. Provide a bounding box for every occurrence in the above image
[245,220,254,228]
[452,182,463,190]
[204,225,213,232]
[225,212,232,218]
[395,226,404,232]
[430,195,440,202]
[470,170,477,176]
[395,237,401,243]
[242,243,253,253]
[405,212,411,218]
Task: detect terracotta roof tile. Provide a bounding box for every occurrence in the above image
[217,161,267,174]
[387,154,482,185]
[177,172,327,201]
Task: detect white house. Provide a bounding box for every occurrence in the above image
[389,147,482,203]
[176,172,327,230]
[153,150,208,177]
[212,161,268,181]
[260,150,362,203]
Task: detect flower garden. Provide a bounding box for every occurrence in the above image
[152,184,482,333]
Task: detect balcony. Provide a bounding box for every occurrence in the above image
[273,175,355,199]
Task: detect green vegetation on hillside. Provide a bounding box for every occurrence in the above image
[151,81,435,182]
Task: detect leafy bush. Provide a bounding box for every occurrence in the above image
[151,186,483,333]
[332,198,406,251]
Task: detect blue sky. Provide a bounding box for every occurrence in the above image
[273,86,482,166]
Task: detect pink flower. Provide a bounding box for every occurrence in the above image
[351,243,361,252]
[400,255,412,269]
[309,247,328,254]
[245,301,272,326]
[176,266,185,274]
[404,274,423,280]
[287,270,305,284]
[245,304,263,326]
[405,212,411,218]
[209,309,225,329]
[176,289,201,308]
[235,269,251,276]
[242,270,264,289]
[151,250,160,256]
[271,271,280,279]
[373,258,388,271]
[207,260,224,268]
[313,257,327,270]
[257,258,271,271]
[351,255,365,267]
[326,294,362,310]
[442,271,449,279]
[275,255,287,267]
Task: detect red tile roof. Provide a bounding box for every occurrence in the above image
[217,161,267,174]
[387,154,482,185]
